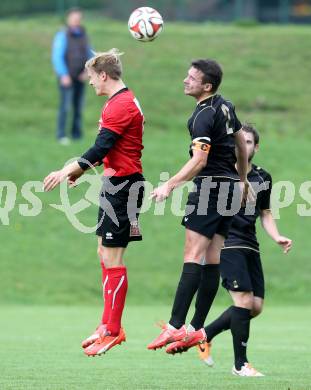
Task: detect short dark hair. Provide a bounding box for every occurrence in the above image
[191,59,223,92]
[242,123,260,145]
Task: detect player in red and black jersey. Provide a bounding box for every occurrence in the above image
[169,125,292,376]
[147,59,254,351]
[44,49,145,356]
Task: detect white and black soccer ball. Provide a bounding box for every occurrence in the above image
[128,7,163,42]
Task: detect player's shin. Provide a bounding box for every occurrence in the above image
[204,306,233,341]
[106,266,128,336]
[169,262,202,329]
[100,259,110,324]
[230,306,251,370]
[190,264,220,330]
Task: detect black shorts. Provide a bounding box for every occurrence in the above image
[96,173,145,248]
[220,247,265,298]
[181,177,239,239]
[182,209,233,239]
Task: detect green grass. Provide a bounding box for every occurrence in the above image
[0,15,311,305]
[1,305,311,389]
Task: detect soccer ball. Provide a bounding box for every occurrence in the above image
[128,7,163,42]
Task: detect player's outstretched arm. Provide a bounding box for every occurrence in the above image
[44,128,119,192]
[260,209,292,253]
[43,161,84,192]
[150,149,208,202]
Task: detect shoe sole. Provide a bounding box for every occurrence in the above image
[148,342,172,350]
[97,340,125,356]
[149,342,182,350]
[86,339,126,357]
[232,369,264,377]
[166,346,188,354]
[202,357,214,367]
[167,339,205,355]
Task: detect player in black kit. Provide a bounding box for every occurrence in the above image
[169,124,292,377]
[147,59,253,351]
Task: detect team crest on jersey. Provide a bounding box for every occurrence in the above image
[233,280,239,289]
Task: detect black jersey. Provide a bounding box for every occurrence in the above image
[188,94,242,179]
[224,165,272,251]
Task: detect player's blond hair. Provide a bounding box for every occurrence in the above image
[85,48,124,80]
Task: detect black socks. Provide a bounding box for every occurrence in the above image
[205,305,251,370]
[231,306,251,370]
[190,264,220,330]
[204,305,233,340]
[169,262,202,329]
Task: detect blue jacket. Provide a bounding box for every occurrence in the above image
[52,28,93,77]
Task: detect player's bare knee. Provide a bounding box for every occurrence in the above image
[232,291,253,309]
[184,245,206,262]
[104,258,114,268]
[252,299,264,317]
[101,246,125,268]
[205,234,223,261]
[184,233,209,262]
[205,248,221,264]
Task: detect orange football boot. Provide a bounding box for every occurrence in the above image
[166,328,206,354]
[84,327,126,356]
[147,324,187,350]
[197,341,214,366]
[81,324,106,349]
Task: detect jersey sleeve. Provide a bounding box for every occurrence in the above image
[232,106,242,133]
[103,103,133,136]
[191,108,214,144]
[189,108,215,155]
[259,173,272,210]
[78,128,120,170]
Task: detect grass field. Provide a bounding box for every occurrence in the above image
[1,304,311,390]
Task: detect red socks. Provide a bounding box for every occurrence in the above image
[100,260,110,325]
[100,261,128,336]
[106,266,128,336]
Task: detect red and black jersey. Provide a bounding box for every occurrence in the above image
[99,88,144,177]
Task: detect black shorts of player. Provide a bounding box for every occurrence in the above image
[96,173,145,248]
[220,247,265,299]
[181,177,239,239]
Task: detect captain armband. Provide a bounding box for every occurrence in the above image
[191,137,211,154]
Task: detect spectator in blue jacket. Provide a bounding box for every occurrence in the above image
[52,8,93,144]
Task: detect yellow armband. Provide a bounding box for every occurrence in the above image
[191,140,211,153]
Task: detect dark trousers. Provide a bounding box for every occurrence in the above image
[56,78,85,139]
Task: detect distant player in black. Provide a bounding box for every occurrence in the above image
[147,59,253,351]
[184,124,292,376]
